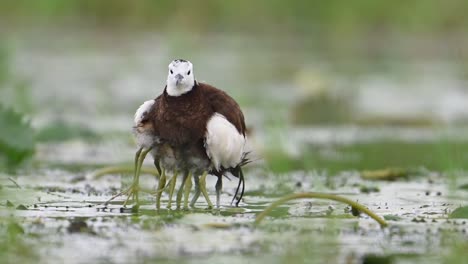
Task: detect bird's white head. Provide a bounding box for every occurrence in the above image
[166,59,195,97]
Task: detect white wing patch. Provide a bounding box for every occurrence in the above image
[134,100,156,149]
[205,113,245,170]
[134,100,155,125]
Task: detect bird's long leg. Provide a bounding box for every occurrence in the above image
[133,147,143,182]
[190,174,201,208]
[176,171,189,209]
[155,167,166,209]
[166,170,178,209]
[154,158,162,176]
[199,171,213,209]
[104,148,141,205]
[231,166,243,206]
[183,174,193,209]
[231,179,241,206]
[215,176,222,208]
[106,147,151,206]
[235,168,245,207]
[126,147,152,206]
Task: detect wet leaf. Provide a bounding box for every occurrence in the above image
[449,206,468,219]
[361,168,408,181]
[202,222,233,229]
[384,215,402,221]
[16,204,27,210]
[0,184,57,206]
[0,105,35,170]
[360,185,380,193]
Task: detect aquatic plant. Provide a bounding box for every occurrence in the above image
[0,105,35,170]
[255,192,388,228]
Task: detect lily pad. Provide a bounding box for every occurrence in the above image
[16,204,28,210]
[0,183,58,206]
[361,168,408,181]
[449,206,468,219]
[0,105,35,170]
[384,214,402,221]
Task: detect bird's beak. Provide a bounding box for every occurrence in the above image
[175,74,183,85]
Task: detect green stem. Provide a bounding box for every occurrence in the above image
[254,192,388,228]
[8,177,21,188]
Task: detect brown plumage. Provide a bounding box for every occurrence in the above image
[155,82,245,141]
[139,82,246,164]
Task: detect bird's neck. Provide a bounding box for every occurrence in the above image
[165,81,197,97]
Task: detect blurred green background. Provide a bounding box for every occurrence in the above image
[0,1,468,172]
[2,0,468,34]
[2,0,468,171]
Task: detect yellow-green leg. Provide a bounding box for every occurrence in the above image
[190,174,201,208]
[116,147,142,206]
[104,147,155,206]
[155,167,166,209]
[133,148,143,179]
[130,148,142,201]
[166,171,178,209]
[183,174,193,209]
[130,148,152,205]
[199,172,213,209]
[114,147,141,206]
[176,171,190,209]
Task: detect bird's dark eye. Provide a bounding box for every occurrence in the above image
[187,70,191,75]
[170,70,173,74]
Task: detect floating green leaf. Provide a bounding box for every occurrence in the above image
[449,206,468,219]
[0,105,35,170]
[361,168,408,181]
[383,215,402,221]
[0,218,37,263]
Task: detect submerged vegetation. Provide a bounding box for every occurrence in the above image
[254,192,388,227]
[0,219,37,264]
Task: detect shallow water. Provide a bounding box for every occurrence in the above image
[1,159,467,264]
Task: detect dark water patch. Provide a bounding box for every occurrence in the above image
[67,218,95,234]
